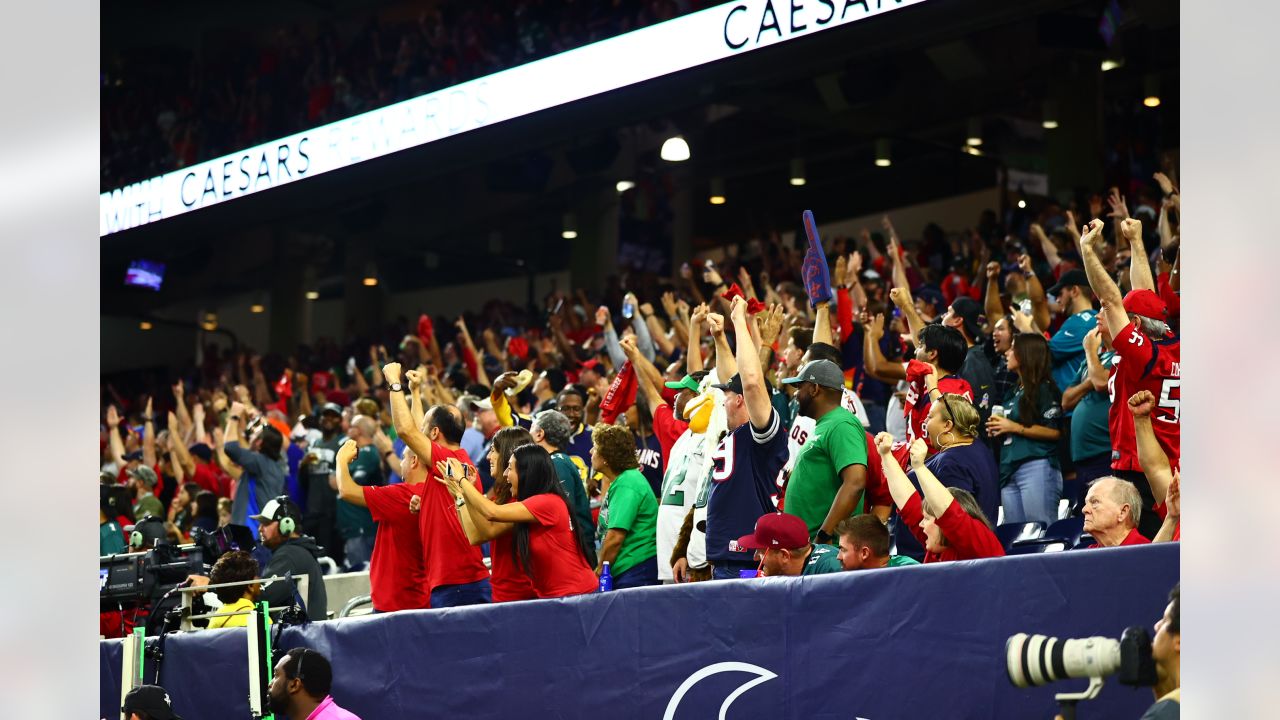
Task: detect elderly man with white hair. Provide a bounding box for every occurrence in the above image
[1081,476,1150,548]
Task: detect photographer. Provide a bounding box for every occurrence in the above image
[1143,584,1180,718]
[251,496,327,621]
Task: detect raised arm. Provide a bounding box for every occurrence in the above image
[405,368,428,432]
[686,303,707,374]
[873,433,919,510]
[1077,219,1130,333]
[142,397,157,469]
[383,363,432,470]
[642,303,675,357]
[334,439,367,508]
[862,313,907,382]
[173,382,193,440]
[729,297,772,429]
[1120,218,1155,292]
[368,346,386,389]
[1019,254,1051,333]
[905,437,955,516]
[983,262,1004,330]
[888,287,926,343]
[884,218,912,294]
[1030,224,1062,269]
[620,336,665,416]
[106,405,126,470]
[167,412,197,477]
[707,312,736,380]
[1063,328,1108,411]
[1127,390,1173,504]
[813,301,835,346]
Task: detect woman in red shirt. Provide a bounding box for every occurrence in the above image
[875,433,1004,563]
[439,444,597,599]
[451,427,537,603]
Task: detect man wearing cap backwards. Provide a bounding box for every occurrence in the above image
[252,496,328,621]
[703,297,790,579]
[121,684,184,720]
[779,359,873,543]
[1044,267,1099,399]
[738,512,843,578]
[1078,218,1180,538]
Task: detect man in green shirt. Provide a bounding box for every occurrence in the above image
[592,424,659,588]
[834,515,920,571]
[737,512,843,577]
[128,466,165,520]
[337,415,382,571]
[780,360,869,543]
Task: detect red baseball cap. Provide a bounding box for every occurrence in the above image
[735,513,809,550]
[1122,289,1168,320]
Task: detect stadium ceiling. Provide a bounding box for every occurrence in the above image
[101,0,1178,314]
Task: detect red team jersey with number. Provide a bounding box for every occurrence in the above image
[1107,322,1181,472]
[903,371,974,449]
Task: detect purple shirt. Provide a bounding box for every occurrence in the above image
[306,696,362,720]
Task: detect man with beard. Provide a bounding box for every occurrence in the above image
[299,403,344,565]
[779,359,871,543]
[268,648,362,719]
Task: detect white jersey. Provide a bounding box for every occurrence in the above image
[656,429,710,580]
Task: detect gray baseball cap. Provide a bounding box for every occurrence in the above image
[781,359,845,391]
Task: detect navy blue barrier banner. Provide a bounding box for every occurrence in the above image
[102,544,1177,719]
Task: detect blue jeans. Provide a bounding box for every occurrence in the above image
[711,560,759,580]
[343,535,375,572]
[1001,458,1063,526]
[612,557,659,589]
[430,578,492,608]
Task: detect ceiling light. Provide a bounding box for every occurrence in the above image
[1042,100,1059,130]
[709,177,726,205]
[139,321,152,331]
[562,213,578,240]
[250,292,266,314]
[305,290,320,301]
[1101,58,1123,72]
[966,118,983,146]
[1018,199,1027,209]
[615,180,636,193]
[362,262,378,287]
[1143,75,1161,107]
[961,145,982,156]
[660,135,690,162]
[874,138,891,167]
[789,158,806,186]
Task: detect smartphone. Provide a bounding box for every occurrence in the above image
[622,301,635,319]
[1019,298,1032,315]
[553,297,565,315]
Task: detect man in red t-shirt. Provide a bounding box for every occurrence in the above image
[384,363,491,608]
[1079,217,1179,538]
[335,437,428,612]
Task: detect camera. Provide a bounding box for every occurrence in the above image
[1006,626,1156,689]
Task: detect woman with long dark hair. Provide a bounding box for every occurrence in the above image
[443,426,537,602]
[986,332,1064,524]
[167,481,202,537]
[192,490,220,534]
[439,444,597,599]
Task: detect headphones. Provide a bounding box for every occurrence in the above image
[270,496,297,535]
[129,517,160,549]
[294,648,308,682]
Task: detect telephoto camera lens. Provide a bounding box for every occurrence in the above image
[1005,633,1121,688]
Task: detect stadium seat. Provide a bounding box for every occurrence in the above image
[1008,538,1070,555]
[1043,517,1086,546]
[995,522,1045,551]
[1074,534,1096,549]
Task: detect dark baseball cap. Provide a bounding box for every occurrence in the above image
[710,373,773,395]
[122,685,183,720]
[949,297,985,342]
[1047,269,1091,296]
[781,360,845,391]
[735,513,810,550]
[317,402,344,417]
[189,443,213,462]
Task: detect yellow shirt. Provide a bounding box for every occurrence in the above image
[207,597,268,629]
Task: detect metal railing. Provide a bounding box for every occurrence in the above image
[173,575,307,631]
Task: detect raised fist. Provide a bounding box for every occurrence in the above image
[1128,390,1156,419]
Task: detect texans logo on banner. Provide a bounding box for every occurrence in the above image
[662,662,872,720]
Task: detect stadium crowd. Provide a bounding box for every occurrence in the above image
[101,0,709,189]
[100,159,1181,632]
